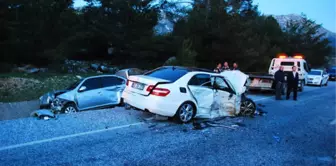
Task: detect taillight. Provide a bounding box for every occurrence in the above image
[146,85,170,97]
[126,80,129,86]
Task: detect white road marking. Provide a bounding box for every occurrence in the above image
[0,122,144,152]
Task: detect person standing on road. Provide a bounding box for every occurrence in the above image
[231,63,239,70]
[222,62,230,71]
[274,66,285,100]
[214,63,222,73]
[286,66,299,101]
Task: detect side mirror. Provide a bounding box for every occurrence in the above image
[78,86,87,92]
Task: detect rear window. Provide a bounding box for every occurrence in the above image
[115,70,127,79]
[280,62,295,66]
[145,67,189,82]
[129,68,144,76]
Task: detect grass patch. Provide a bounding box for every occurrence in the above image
[0,72,100,102]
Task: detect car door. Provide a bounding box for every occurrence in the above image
[101,76,126,105]
[211,76,239,117]
[76,77,105,110]
[324,72,329,84]
[187,74,214,117]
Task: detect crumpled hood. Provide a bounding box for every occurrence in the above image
[56,90,76,101]
[52,90,69,97]
[220,70,249,94]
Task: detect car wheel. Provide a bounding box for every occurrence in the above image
[62,103,78,114]
[175,102,196,123]
[240,98,256,116]
[325,81,328,86]
[319,81,323,87]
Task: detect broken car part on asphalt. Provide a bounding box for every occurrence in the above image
[31,109,56,120]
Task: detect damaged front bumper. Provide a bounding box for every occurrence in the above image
[51,98,66,112]
[39,94,54,108]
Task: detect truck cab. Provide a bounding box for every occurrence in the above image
[268,55,310,90]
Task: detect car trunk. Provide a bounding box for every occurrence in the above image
[127,75,171,95]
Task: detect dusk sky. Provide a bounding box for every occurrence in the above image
[74,0,335,32]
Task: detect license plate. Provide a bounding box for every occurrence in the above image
[131,82,145,90]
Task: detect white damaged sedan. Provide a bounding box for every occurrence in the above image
[122,66,256,123]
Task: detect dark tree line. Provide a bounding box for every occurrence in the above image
[0,0,333,72]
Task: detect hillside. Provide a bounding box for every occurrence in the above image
[273,14,336,47]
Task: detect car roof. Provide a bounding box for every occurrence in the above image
[161,66,216,73]
[117,68,139,72]
[85,74,126,80]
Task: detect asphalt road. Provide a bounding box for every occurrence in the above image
[0,82,335,166]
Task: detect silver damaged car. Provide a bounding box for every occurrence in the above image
[51,75,126,113]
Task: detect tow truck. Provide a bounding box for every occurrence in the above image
[247,54,310,93]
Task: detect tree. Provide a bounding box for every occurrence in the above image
[283,14,332,67]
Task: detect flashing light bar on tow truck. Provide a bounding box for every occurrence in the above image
[276,53,304,59]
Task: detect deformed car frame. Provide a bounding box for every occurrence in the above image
[122,66,256,123]
[51,75,126,113]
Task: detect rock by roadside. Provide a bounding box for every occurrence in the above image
[0,100,39,121]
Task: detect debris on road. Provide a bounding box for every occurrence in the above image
[257,103,266,107]
[272,135,281,142]
[192,119,238,130]
[154,115,168,121]
[317,156,334,162]
[234,122,246,127]
[255,109,267,116]
[125,104,132,110]
[329,119,336,125]
[31,109,56,120]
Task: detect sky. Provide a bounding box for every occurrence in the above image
[253,0,336,32]
[73,0,336,32]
